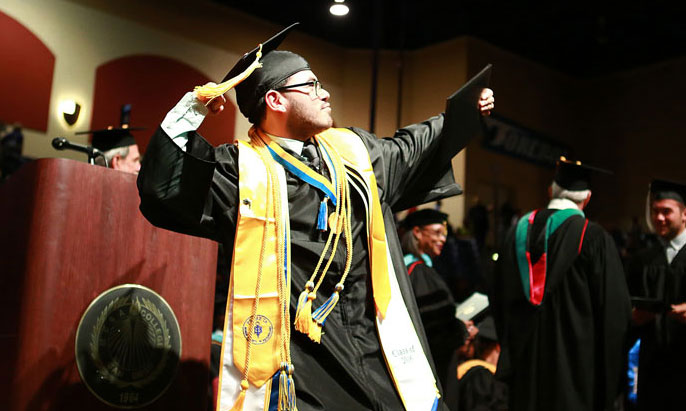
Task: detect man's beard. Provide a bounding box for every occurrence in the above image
[285,100,333,138]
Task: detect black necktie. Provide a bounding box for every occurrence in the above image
[301,141,321,172]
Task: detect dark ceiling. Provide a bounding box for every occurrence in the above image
[214,0,686,77]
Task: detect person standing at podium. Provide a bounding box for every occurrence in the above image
[137,23,494,411]
[81,104,142,175]
[91,128,141,175]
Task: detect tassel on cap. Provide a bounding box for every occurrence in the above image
[195,45,263,100]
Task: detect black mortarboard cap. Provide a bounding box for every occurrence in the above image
[90,129,136,152]
[476,316,498,342]
[395,64,492,207]
[219,23,309,121]
[650,178,686,204]
[76,104,143,152]
[436,64,492,165]
[553,156,611,191]
[402,209,448,228]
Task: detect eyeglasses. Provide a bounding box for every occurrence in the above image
[420,227,447,239]
[275,80,324,98]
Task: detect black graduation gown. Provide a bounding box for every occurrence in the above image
[490,210,631,411]
[627,244,686,411]
[137,115,461,411]
[407,260,466,389]
[455,365,508,411]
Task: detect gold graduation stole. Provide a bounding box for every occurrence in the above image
[218,127,433,411]
[220,134,293,411]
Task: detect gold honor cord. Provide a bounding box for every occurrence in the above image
[293,137,354,343]
[293,167,343,337]
[249,128,354,344]
[249,129,297,411]
[194,45,264,100]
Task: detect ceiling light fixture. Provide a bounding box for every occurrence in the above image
[329,0,349,16]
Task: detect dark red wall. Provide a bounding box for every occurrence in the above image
[91,55,236,152]
[0,11,55,132]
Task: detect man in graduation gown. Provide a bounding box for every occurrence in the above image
[489,158,631,411]
[400,209,469,388]
[627,179,686,411]
[136,24,494,411]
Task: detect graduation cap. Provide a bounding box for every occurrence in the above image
[649,178,686,205]
[455,292,490,322]
[476,316,498,342]
[435,64,492,165]
[195,22,309,122]
[76,104,144,152]
[553,156,612,191]
[402,209,448,228]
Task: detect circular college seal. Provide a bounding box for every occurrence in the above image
[75,284,182,409]
[242,315,274,345]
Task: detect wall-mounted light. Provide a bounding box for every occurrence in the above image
[59,99,81,126]
[330,0,349,16]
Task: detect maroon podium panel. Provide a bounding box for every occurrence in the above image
[0,159,218,410]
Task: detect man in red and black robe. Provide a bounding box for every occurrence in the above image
[490,158,631,411]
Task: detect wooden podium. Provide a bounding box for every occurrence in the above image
[0,159,218,410]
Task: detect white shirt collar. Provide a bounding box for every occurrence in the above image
[266,133,305,155]
[669,229,686,253]
[547,198,581,211]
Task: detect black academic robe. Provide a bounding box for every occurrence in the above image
[490,209,631,411]
[407,260,466,389]
[627,244,686,411]
[455,365,508,411]
[137,115,461,411]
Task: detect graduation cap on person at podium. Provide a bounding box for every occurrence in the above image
[553,156,612,191]
[76,104,144,152]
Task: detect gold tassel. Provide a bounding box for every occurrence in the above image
[287,365,297,411]
[309,321,323,343]
[195,45,263,100]
[311,286,342,324]
[229,380,249,411]
[294,282,315,334]
[307,284,343,343]
[278,365,288,411]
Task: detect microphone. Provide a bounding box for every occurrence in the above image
[52,137,106,166]
[51,137,102,155]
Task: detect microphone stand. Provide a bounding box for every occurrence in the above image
[51,137,108,167]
